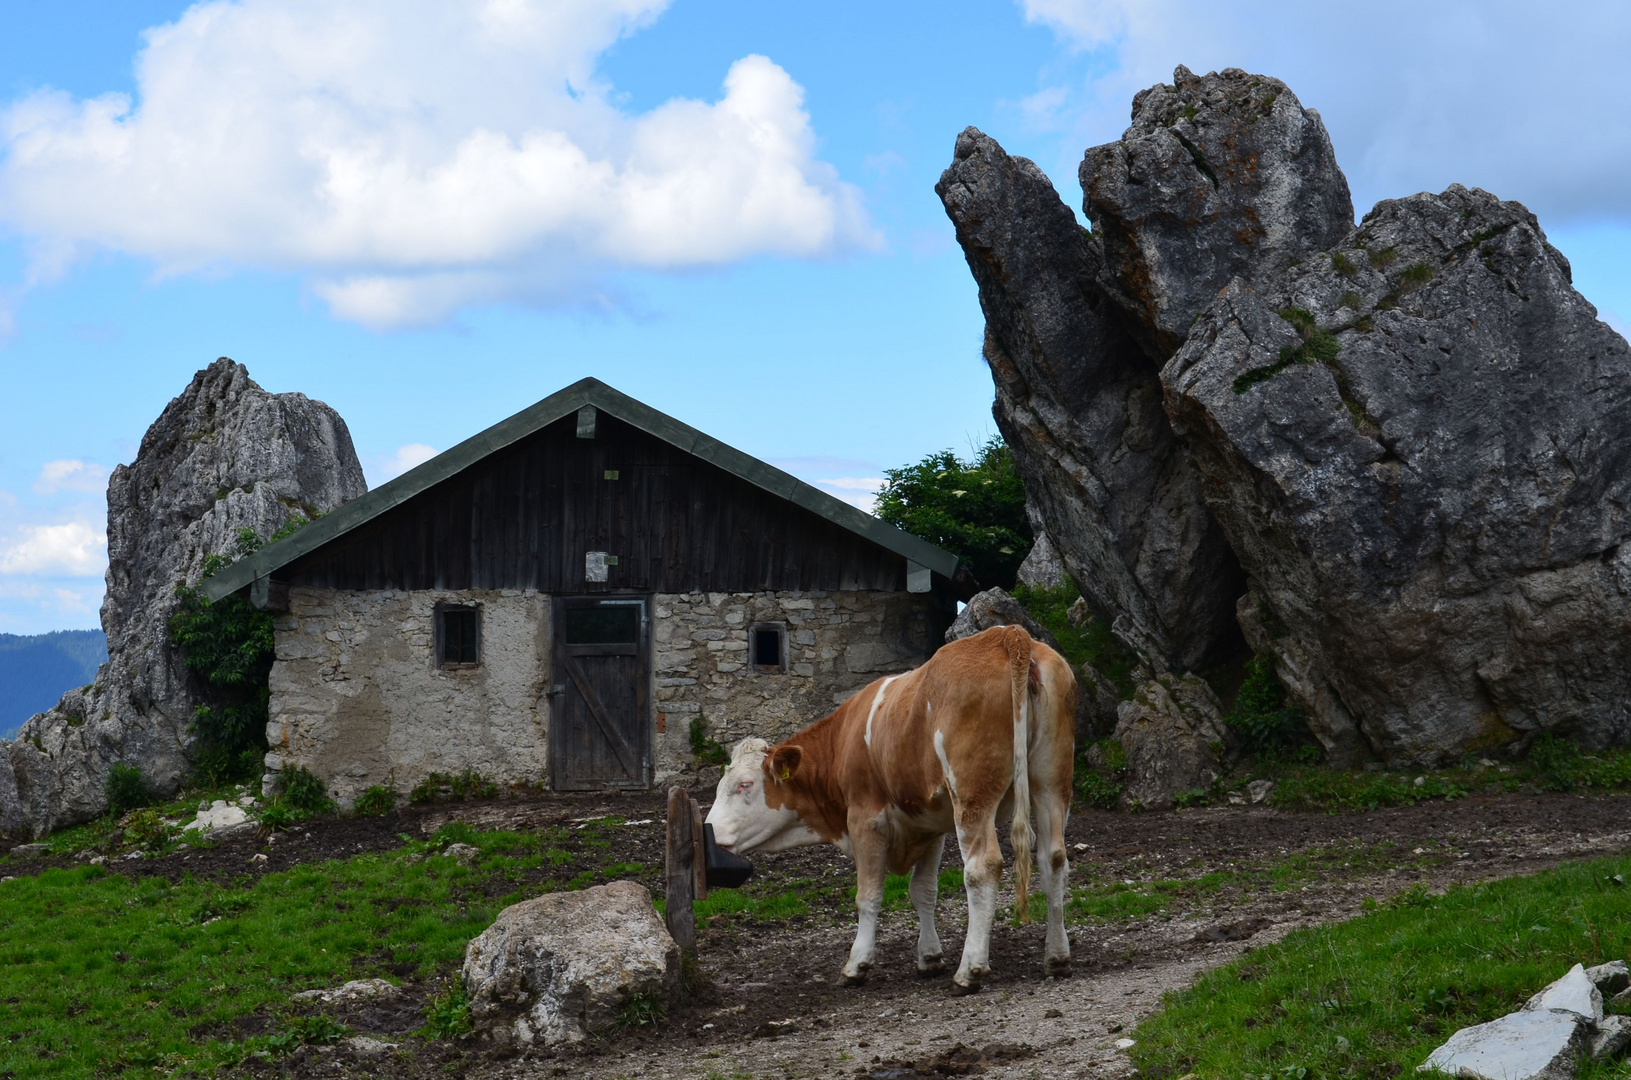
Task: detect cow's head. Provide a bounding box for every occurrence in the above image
[704,737,821,854]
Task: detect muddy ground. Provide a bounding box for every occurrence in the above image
[16,790,1631,1079]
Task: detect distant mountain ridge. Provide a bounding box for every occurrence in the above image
[0,631,107,739]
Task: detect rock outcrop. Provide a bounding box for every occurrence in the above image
[1081,66,1353,361]
[942,63,1631,766]
[0,359,365,838]
[1165,185,1631,762]
[937,128,1243,671]
[1112,674,1233,810]
[463,881,680,1049]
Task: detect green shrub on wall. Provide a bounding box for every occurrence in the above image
[169,520,310,787]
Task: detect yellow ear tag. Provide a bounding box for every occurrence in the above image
[779,766,791,781]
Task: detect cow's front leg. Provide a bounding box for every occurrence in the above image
[952,804,1003,994]
[910,836,946,975]
[842,812,888,985]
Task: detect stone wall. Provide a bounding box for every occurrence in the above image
[650,590,943,782]
[267,587,551,806]
[268,586,945,804]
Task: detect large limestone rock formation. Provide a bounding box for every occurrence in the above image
[941,63,1631,766]
[937,128,1243,671]
[0,359,365,837]
[1165,185,1631,763]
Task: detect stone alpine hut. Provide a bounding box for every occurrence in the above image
[205,378,964,804]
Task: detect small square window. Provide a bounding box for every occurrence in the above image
[750,624,785,672]
[437,605,481,668]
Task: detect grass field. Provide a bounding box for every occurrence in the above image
[0,823,628,1078]
[1133,853,1631,1079]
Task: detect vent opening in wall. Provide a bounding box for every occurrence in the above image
[437,605,481,669]
[751,624,785,672]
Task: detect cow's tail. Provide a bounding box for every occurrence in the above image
[1006,626,1037,925]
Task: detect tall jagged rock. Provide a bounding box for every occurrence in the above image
[0,359,365,837]
[1082,65,1354,361]
[1163,185,1631,763]
[937,128,1243,671]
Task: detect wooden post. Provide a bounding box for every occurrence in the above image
[665,786,696,955]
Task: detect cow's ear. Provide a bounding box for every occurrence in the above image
[768,745,802,784]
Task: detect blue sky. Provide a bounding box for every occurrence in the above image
[0,0,1628,634]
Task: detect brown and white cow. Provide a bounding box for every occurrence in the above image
[705,625,1075,993]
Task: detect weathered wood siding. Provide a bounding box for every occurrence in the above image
[279,413,908,593]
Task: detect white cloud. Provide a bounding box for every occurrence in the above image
[33,459,109,495]
[812,476,886,513]
[0,0,877,329]
[1019,0,1631,225]
[366,442,440,485]
[0,520,107,576]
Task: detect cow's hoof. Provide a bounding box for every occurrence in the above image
[1044,957,1073,978]
[916,956,946,977]
[949,979,982,997]
[839,967,870,987]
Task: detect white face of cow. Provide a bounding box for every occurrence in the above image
[704,738,823,854]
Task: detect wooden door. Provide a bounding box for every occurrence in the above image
[551,596,651,790]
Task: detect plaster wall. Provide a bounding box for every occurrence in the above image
[266,587,551,806]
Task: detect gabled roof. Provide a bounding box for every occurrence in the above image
[203,377,961,602]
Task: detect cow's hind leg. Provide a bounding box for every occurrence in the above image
[952,805,1003,994]
[1032,783,1071,976]
[842,814,888,986]
[911,835,946,975]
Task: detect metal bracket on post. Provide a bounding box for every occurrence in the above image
[906,560,932,594]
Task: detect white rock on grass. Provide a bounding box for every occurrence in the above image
[343,1036,398,1056]
[463,880,679,1049]
[291,979,401,1006]
[1524,964,1603,1023]
[442,842,480,866]
[1419,1010,1587,1080]
[188,800,254,837]
[1591,1015,1631,1060]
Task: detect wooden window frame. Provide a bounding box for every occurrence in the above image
[749,621,787,674]
[435,603,483,670]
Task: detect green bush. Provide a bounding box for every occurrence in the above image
[120,808,176,852]
[1226,655,1311,752]
[169,528,275,786]
[689,714,730,767]
[421,982,473,1041]
[352,785,398,817]
[279,766,333,815]
[875,436,1031,590]
[105,763,150,816]
[1075,739,1126,809]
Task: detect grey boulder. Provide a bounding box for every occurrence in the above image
[945,587,1057,650]
[463,880,679,1049]
[937,127,1242,672]
[1112,674,1232,810]
[1164,184,1631,764]
[0,358,366,837]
